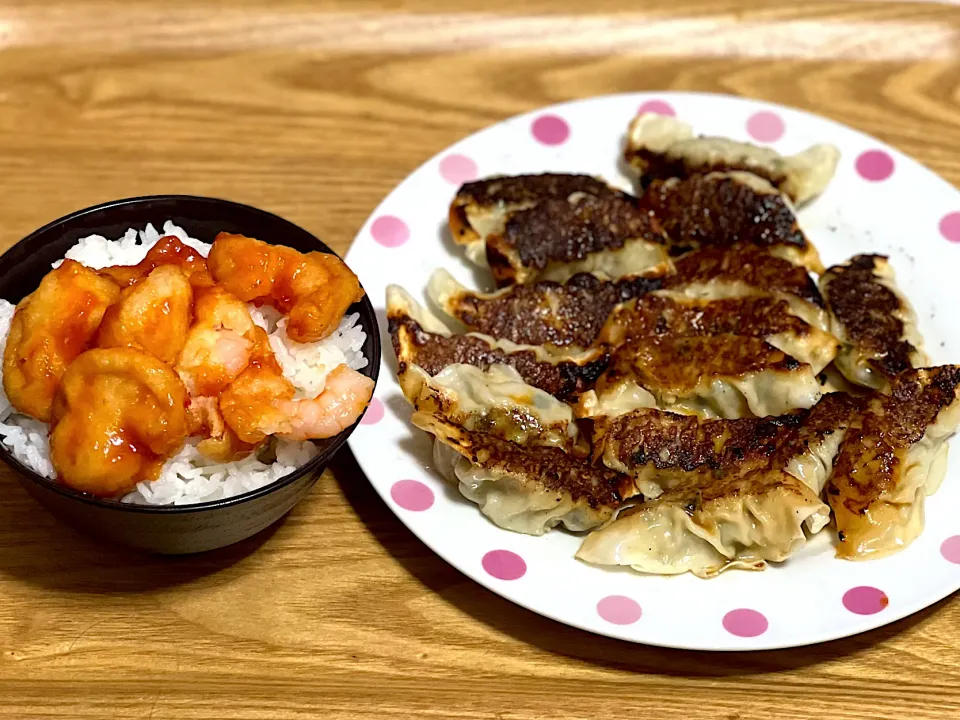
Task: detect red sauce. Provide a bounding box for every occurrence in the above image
[56,290,101,359]
[102,236,214,288]
[105,429,163,482]
[269,258,300,313]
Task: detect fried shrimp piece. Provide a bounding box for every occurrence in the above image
[100,236,214,289]
[207,233,365,343]
[220,364,374,445]
[176,286,260,397]
[175,286,273,461]
[218,366,294,445]
[49,348,189,497]
[95,265,193,364]
[3,260,121,422]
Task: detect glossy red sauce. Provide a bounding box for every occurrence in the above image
[102,236,214,288]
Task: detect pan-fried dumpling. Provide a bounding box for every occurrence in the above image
[449,174,671,286]
[387,286,608,401]
[624,113,840,205]
[576,468,830,577]
[666,243,824,310]
[820,254,928,391]
[428,246,828,351]
[598,293,839,373]
[449,173,619,266]
[578,335,822,420]
[591,392,858,500]
[420,412,638,535]
[828,366,960,559]
[398,362,588,457]
[486,193,670,287]
[635,171,824,273]
[664,243,828,333]
[428,267,664,349]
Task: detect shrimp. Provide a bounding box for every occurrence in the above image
[100,235,214,289]
[277,364,375,441]
[95,265,193,364]
[219,364,374,444]
[49,348,189,497]
[217,365,295,445]
[176,286,259,397]
[176,286,280,461]
[207,233,365,343]
[3,260,121,422]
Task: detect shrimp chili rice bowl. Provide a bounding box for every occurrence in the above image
[0,222,373,506]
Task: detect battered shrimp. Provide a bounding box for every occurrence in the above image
[100,236,214,289]
[176,286,279,461]
[95,265,193,364]
[176,286,259,397]
[49,348,189,497]
[3,260,121,421]
[218,366,295,445]
[207,233,365,343]
[219,364,374,444]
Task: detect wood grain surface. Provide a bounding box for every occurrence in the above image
[0,1,959,718]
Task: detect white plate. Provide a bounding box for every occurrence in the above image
[346,92,960,650]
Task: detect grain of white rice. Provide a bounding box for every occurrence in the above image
[0,221,367,506]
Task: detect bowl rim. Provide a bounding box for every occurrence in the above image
[0,193,381,514]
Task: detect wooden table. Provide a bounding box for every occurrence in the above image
[1,1,959,717]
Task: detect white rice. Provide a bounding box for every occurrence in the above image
[0,221,367,506]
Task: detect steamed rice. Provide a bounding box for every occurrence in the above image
[0,221,368,506]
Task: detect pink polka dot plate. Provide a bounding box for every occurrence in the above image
[346,92,960,650]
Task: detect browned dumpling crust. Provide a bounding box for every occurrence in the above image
[598,293,838,373]
[449,173,619,251]
[387,287,609,401]
[636,172,824,273]
[418,411,638,535]
[591,392,861,497]
[665,243,824,307]
[430,244,825,351]
[603,334,802,394]
[431,269,663,349]
[487,193,669,286]
[601,294,806,343]
[582,334,821,420]
[828,366,960,559]
[448,172,670,286]
[820,254,928,391]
